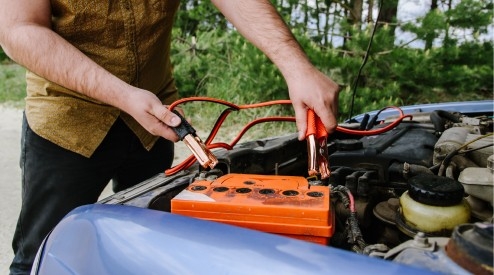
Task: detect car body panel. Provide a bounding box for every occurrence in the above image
[34,204,439,274]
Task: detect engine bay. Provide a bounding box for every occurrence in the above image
[100,101,493,274]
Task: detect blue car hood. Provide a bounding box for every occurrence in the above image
[33,204,438,274]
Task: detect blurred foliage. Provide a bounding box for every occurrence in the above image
[0,0,492,122]
[0,63,26,105]
[0,47,7,62]
[171,0,493,121]
[172,29,286,103]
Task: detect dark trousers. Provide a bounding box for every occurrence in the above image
[10,114,174,275]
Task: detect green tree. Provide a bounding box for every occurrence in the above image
[169,0,492,120]
[174,1,227,37]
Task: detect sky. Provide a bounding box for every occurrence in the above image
[395,0,491,47]
[306,0,493,48]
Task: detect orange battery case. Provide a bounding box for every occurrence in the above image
[171,173,334,245]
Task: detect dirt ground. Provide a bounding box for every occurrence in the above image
[0,105,192,273]
[0,105,22,274]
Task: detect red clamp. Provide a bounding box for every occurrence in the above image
[306,109,330,179]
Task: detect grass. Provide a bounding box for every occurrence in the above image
[0,62,26,107]
[178,100,298,144]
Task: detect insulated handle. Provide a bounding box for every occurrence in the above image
[306,109,327,138]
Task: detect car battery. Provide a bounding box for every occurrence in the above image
[171,173,333,245]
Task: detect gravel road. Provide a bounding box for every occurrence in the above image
[0,105,22,274]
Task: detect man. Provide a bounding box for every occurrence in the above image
[0,1,340,274]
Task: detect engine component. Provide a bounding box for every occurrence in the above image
[433,127,470,165]
[171,173,333,245]
[384,231,471,274]
[397,174,471,237]
[330,122,437,188]
[445,222,494,275]
[465,134,494,167]
[458,154,494,205]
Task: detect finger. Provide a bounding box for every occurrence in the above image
[316,90,340,134]
[159,128,181,143]
[316,108,337,134]
[166,105,185,117]
[327,91,340,133]
[292,103,308,141]
[172,107,194,126]
[145,116,180,142]
[155,105,181,127]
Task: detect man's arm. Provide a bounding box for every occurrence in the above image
[0,0,181,141]
[211,0,340,139]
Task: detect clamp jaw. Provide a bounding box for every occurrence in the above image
[306,109,331,179]
[171,110,218,169]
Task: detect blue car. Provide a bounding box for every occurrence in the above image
[32,100,493,274]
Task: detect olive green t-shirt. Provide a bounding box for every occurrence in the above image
[25,0,180,157]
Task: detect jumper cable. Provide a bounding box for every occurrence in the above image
[166,97,412,176]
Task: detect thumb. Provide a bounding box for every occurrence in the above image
[156,105,181,127]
